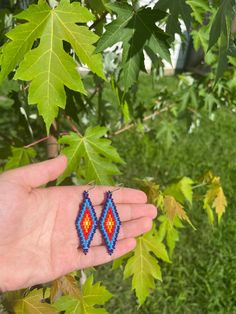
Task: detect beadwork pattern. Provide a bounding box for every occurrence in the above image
[75,191,98,254]
[99,191,121,255]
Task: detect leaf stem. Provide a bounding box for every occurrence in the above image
[24,136,50,148]
[192,183,208,190]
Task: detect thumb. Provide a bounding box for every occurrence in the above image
[2,155,67,188]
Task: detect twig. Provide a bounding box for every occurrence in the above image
[114,105,174,136]
[65,115,82,137]
[24,136,50,148]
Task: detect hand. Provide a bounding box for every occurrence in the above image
[0,156,157,292]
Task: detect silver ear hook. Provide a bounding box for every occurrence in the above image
[110,183,124,193]
[87,181,96,191]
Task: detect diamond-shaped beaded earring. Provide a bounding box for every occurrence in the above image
[75,185,97,254]
[99,187,122,255]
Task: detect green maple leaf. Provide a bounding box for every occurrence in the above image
[208,0,234,51]
[124,228,170,305]
[13,289,57,314]
[54,276,112,314]
[122,42,144,92]
[179,177,194,204]
[186,0,210,24]
[164,177,194,205]
[95,3,133,53]
[96,3,170,90]
[155,0,192,36]
[208,0,235,81]
[58,126,124,184]
[0,0,104,132]
[157,215,183,256]
[4,146,36,170]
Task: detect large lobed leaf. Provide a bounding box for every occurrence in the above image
[155,0,192,36]
[164,177,194,205]
[53,275,112,314]
[13,289,56,314]
[96,3,170,91]
[0,0,104,132]
[157,215,184,257]
[124,227,170,305]
[208,0,235,81]
[163,195,195,229]
[58,126,124,184]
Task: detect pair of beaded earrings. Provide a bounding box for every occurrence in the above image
[75,187,121,255]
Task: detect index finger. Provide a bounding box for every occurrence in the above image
[47,185,147,205]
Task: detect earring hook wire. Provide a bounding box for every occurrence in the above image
[87,181,96,191]
[110,183,124,193]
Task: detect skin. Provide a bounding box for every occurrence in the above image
[0,155,157,292]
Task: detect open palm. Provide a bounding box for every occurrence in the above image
[0,156,156,292]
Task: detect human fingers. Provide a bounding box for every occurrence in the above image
[1,155,67,188]
[69,238,137,271]
[91,216,153,246]
[51,185,147,206]
[93,203,157,222]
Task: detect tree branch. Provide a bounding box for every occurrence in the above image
[65,115,82,136]
[114,105,174,136]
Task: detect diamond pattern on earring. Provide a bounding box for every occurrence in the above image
[99,191,121,255]
[75,191,97,254]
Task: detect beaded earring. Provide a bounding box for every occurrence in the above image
[99,188,122,255]
[75,186,97,254]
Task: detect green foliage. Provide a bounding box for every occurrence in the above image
[0,0,235,312]
[100,106,236,313]
[1,0,104,132]
[13,289,56,313]
[54,275,112,314]
[186,0,210,24]
[0,78,19,108]
[4,146,36,170]
[208,0,236,80]
[156,0,192,36]
[96,3,170,91]
[203,174,227,224]
[157,215,184,257]
[123,227,169,305]
[58,126,124,184]
[164,177,194,205]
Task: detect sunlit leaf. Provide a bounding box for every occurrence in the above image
[186,0,210,24]
[164,177,193,205]
[124,227,169,305]
[53,275,112,314]
[203,176,227,224]
[1,0,104,132]
[58,126,124,184]
[13,289,57,314]
[164,195,194,228]
[97,3,170,90]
